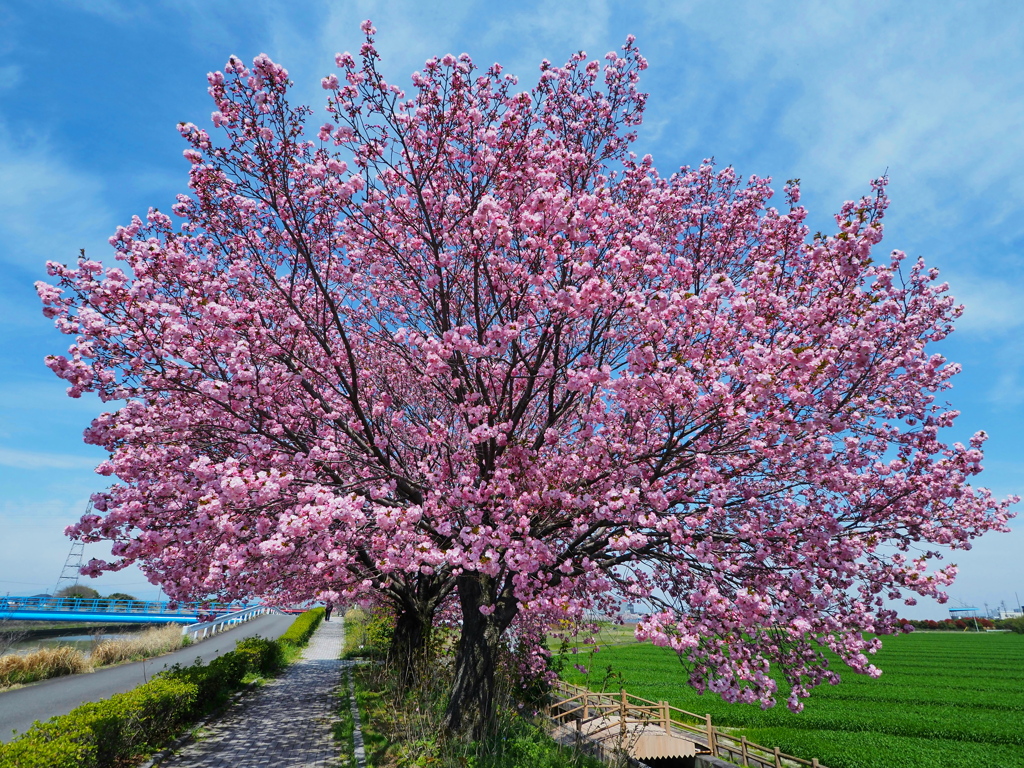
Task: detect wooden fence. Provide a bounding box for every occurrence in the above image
[547,680,828,768]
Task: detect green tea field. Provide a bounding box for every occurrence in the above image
[560,631,1024,768]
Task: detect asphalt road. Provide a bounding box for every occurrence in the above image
[0,612,295,743]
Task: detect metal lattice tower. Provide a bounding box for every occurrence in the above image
[52,503,91,597]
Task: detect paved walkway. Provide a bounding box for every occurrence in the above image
[158,618,347,767]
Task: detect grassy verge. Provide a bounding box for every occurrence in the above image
[348,664,604,768]
[333,671,357,768]
[340,607,390,660]
[0,608,326,690]
[338,608,601,768]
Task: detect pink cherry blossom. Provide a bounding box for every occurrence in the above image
[38,24,1016,738]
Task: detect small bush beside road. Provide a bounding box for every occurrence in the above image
[0,677,196,768]
[277,607,324,649]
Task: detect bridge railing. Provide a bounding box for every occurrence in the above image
[182,605,272,641]
[0,595,252,618]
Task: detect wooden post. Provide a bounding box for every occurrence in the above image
[812,760,820,768]
[583,692,589,721]
[620,688,628,742]
[774,746,782,768]
[661,701,671,734]
[740,736,749,767]
[706,713,716,756]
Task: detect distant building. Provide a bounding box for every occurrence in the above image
[584,596,651,623]
[994,607,1023,620]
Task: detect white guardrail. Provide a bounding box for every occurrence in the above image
[182,605,273,641]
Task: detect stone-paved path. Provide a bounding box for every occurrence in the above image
[158,618,347,767]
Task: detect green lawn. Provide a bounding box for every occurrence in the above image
[559,631,1024,768]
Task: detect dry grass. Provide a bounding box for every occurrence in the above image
[0,625,188,687]
[91,625,186,666]
[0,646,90,686]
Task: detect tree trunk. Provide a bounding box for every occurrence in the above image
[442,576,515,740]
[388,602,433,690]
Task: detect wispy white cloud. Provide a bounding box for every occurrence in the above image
[0,124,112,272]
[274,0,477,110]
[475,0,613,77]
[0,379,102,407]
[987,357,1024,409]
[55,0,152,24]
[945,272,1024,336]
[0,446,99,470]
[186,0,617,121]
[0,496,87,521]
[644,2,1024,227]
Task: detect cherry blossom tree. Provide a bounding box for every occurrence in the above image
[40,22,1015,739]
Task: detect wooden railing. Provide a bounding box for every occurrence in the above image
[547,680,828,768]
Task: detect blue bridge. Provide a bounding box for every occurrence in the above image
[0,595,253,625]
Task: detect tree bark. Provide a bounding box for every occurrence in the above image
[442,575,516,740]
[388,602,434,691]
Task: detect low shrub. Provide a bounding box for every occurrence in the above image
[278,607,324,648]
[995,616,1024,634]
[234,636,285,677]
[0,647,90,687]
[0,676,197,768]
[160,651,249,715]
[902,617,999,632]
[54,586,99,600]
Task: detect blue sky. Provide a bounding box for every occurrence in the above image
[0,1,1021,616]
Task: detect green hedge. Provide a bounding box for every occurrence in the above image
[0,677,196,768]
[0,609,321,768]
[278,607,324,647]
[233,636,286,677]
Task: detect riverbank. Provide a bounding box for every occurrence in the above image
[0,625,188,688]
[2,622,157,654]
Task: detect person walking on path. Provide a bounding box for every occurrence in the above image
[155,617,347,767]
[324,603,333,621]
